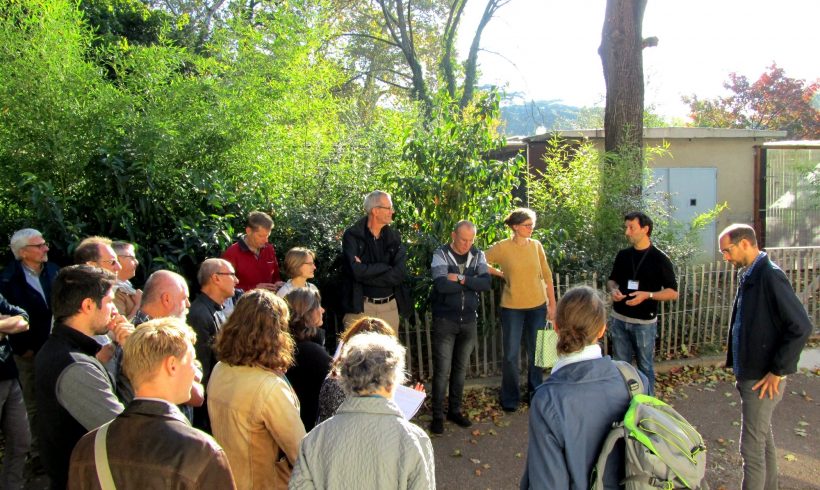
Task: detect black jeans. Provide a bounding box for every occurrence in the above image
[431,317,477,419]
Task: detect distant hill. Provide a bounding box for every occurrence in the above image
[499,99,604,136]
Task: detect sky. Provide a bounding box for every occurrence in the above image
[457,0,819,120]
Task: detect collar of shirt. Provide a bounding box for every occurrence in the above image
[740,251,767,284]
[551,344,603,374]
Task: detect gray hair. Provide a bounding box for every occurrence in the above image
[364,190,390,214]
[142,270,187,306]
[10,229,43,259]
[111,241,134,255]
[339,332,406,396]
[454,220,477,233]
[197,258,229,286]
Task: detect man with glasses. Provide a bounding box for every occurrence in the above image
[112,241,142,320]
[222,211,283,292]
[341,190,410,334]
[0,228,60,462]
[187,258,238,432]
[74,236,124,365]
[74,236,122,275]
[606,212,678,396]
[719,224,812,490]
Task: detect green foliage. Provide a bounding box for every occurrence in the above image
[393,90,524,301]
[528,137,724,276]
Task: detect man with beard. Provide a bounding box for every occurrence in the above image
[35,265,132,489]
[606,212,678,396]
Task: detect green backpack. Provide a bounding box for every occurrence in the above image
[590,362,708,489]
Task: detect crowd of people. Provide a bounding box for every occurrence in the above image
[0,189,813,490]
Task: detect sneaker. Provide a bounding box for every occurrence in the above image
[430,417,444,435]
[446,412,473,428]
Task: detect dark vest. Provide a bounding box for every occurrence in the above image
[35,323,107,489]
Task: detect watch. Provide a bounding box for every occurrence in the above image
[649,292,654,299]
[457,274,465,283]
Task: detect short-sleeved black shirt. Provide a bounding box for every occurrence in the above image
[608,244,678,321]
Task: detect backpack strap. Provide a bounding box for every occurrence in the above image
[590,422,626,489]
[94,421,117,490]
[613,360,644,398]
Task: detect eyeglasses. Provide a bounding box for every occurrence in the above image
[719,244,737,255]
[376,206,394,211]
[214,272,237,277]
[24,242,48,249]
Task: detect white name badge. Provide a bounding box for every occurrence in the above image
[627,280,640,290]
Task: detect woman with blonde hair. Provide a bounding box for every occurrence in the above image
[485,207,557,412]
[521,286,646,489]
[207,289,305,490]
[277,247,319,298]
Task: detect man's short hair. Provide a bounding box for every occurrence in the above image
[122,317,197,389]
[111,241,134,255]
[74,236,113,264]
[197,258,228,287]
[624,211,654,237]
[52,265,117,323]
[10,228,43,259]
[364,190,390,214]
[719,223,758,247]
[453,220,477,234]
[142,270,187,306]
[247,211,273,231]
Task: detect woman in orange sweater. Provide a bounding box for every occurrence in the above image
[485,208,557,412]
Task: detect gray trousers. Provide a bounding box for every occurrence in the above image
[0,379,31,489]
[737,378,785,490]
[13,354,37,451]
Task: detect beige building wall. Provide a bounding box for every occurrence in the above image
[525,128,786,237]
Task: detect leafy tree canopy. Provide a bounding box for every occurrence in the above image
[683,63,820,139]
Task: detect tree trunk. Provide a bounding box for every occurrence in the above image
[599,0,647,160]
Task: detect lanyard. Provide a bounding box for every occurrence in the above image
[631,246,651,279]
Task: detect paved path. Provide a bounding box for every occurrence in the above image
[431,358,820,489]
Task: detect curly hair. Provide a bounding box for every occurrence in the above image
[213,289,294,372]
[284,288,323,342]
[555,286,606,355]
[339,332,406,396]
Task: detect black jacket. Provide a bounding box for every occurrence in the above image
[0,293,27,380]
[430,244,492,323]
[341,216,411,316]
[0,260,59,355]
[726,254,813,380]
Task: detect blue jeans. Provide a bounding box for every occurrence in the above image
[737,378,785,490]
[431,317,477,419]
[608,317,657,396]
[500,305,546,409]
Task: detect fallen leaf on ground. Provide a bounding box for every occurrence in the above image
[451,449,462,457]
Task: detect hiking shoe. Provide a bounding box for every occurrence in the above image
[447,412,473,428]
[430,417,444,434]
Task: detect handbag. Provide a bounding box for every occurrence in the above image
[534,323,559,368]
